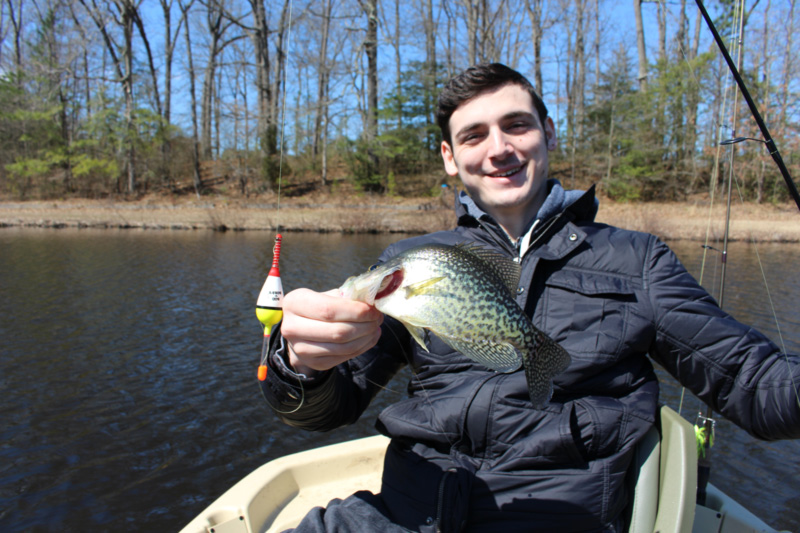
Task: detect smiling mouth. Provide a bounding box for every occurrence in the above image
[488,164,524,178]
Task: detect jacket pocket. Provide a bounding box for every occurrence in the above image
[542,269,636,363]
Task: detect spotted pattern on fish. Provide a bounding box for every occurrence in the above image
[339,243,571,407]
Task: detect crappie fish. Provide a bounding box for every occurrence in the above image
[339,243,570,408]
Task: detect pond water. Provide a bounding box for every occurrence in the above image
[0,228,798,531]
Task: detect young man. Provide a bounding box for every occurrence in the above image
[261,63,799,532]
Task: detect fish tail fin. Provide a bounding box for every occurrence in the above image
[523,330,571,408]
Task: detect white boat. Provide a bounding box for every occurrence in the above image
[180,405,782,533]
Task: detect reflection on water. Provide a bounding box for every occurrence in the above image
[0,229,798,531]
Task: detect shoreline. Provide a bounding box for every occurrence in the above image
[1,197,799,242]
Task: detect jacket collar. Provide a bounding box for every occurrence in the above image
[454,179,599,236]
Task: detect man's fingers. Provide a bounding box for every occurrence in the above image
[280,287,384,372]
[284,288,382,323]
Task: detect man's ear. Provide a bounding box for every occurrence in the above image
[544,116,557,151]
[441,141,459,176]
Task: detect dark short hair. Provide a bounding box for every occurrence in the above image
[437,63,549,146]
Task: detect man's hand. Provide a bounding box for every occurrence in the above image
[280,288,384,375]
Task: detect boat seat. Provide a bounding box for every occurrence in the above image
[626,405,697,533]
[626,423,661,533]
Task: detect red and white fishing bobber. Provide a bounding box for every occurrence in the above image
[256,234,284,381]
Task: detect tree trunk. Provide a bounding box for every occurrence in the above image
[363,0,378,143]
[122,4,135,194]
[269,0,292,160]
[593,0,600,95]
[6,0,24,81]
[313,0,332,161]
[633,0,647,90]
[574,0,586,142]
[657,1,666,63]
[132,9,162,117]
[422,0,437,128]
[778,0,794,132]
[180,0,202,198]
[686,5,703,192]
[78,0,140,194]
[160,0,185,187]
[525,0,545,92]
[201,2,223,160]
[248,0,275,188]
[464,0,478,65]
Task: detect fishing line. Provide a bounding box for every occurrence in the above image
[683,2,800,498]
[663,0,743,417]
[712,0,800,406]
[373,315,460,448]
[729,170,800,408]
[275,0,294,221]
[255,0,296,403]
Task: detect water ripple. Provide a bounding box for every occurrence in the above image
[0,230,797,531]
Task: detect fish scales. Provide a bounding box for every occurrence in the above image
[339,243,571,407]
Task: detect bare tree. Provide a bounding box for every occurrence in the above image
[778,0,795,132]
[245,0,276,187]
[159,0,187,185]
[420,0,437,125]
[633,0,647,90]
[269,0,292,162]
[201,0,233,159]
[525,0,547,93]
[76,0,139,193]
[380,0,402,130]
[360,0,378,143]
[312,0,334,163]
[573,0,586,142]
[131,5,161,118]
[179,0,202,197]
[5,0,24,77]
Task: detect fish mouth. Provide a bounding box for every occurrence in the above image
[375,269,403,300]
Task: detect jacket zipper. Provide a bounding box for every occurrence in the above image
[435,468,457,533]
[475,211,565,262]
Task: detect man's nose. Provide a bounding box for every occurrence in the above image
[488,128,513,158]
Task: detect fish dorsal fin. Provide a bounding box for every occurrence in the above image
[438,333,522,373]
[402,277,445,299]
[456,243,521,293]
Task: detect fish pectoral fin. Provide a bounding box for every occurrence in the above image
[399,320,430,351]
[402,277,445,299]
[440,335,522,373]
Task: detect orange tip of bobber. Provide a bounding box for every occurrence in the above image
[258,365,268,381]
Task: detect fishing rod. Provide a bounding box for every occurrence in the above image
[693,0,799,505]
[694,0,800,213]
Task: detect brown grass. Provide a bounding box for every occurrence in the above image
[2,190,799,242]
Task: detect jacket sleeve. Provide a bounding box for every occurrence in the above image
[645,236,800,440]
[259,318,409,432]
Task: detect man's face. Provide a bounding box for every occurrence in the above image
[441,83,556,231]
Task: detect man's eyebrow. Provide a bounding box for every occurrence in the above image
[454,122,483,140]
[501,110,537,122]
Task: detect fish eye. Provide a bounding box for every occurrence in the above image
[368,263,379,271]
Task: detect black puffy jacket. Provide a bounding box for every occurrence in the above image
[261,183,799,532]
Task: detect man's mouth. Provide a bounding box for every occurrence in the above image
[488,164,524,178]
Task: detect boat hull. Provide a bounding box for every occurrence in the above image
[180,407,780,533]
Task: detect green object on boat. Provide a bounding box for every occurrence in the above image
[694,424,714,458]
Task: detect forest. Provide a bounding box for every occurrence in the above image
[0,0,797,203]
